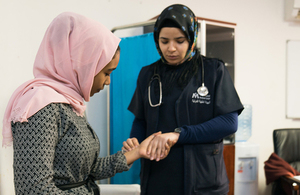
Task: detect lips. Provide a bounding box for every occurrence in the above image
[167,55,178,60]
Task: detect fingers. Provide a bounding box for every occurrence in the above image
[138,132,163,159]
[146,131,161,157]
[160,140,171,159]
[122,138,139,152]
[148,139,159,161]
[158,138,172,159]
[158,141,165,159]
[131,138,139,147]
[155,140,164,161]
[147,133,168,161]
[121,146,128,152]
[152,131,162,136]
[167,139,175,147]
[142,132,175,161]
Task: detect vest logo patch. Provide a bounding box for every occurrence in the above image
[192,92,211,104]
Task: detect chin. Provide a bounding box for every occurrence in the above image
[168,62,180,66]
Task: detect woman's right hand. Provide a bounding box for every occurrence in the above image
[122,137,140,152]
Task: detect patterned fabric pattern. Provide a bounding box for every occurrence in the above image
[12,103,130,194]
[153,4,198,63]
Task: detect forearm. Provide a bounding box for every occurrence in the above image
[123,147,142,165]
[92,152,131,180]
[177,111,238,144]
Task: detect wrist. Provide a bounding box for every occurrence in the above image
[124,147,141,165]
[174,127,182,134]
[173,132,180,141]
[173,128,181,143]
[134,145,143,159]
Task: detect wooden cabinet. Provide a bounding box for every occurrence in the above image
[223,144,235,195]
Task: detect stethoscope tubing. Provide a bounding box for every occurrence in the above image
[148,73,163,107]
[148,55,209,107]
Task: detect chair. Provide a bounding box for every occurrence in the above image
[272,128,300,195]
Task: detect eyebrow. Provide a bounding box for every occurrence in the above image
[107,68,117,71]
[159,36,186,40]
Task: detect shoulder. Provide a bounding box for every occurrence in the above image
[11,103,66,132]
[137,60,160,81]
[27,103,76,122]
[38,103,72,113]
[202,56,227,76]
[140,60,159,73]
[203,56,225,67]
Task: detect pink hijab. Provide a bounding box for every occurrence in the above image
[2,12,120,147]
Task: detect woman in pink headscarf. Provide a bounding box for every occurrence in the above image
[2,12,172,194]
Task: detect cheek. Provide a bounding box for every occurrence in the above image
[98,77,105,87]
[94,76,104,88]
[180,45,189,56]
[159,44,167,55]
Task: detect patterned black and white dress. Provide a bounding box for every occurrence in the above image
[12,103,130,194]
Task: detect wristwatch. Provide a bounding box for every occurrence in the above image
[174,127,182,134]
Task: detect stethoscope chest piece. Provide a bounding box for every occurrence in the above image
[197,55,209,97]
[197,84,209,96]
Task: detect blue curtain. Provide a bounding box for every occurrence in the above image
[110,32,160,184]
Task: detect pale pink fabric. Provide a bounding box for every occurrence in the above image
[2,12,120,147]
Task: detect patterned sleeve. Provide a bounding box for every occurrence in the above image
[90,151,131,180]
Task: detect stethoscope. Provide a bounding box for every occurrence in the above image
[148,72,162,107]
[197,55,209,97]
[148,55,209,107]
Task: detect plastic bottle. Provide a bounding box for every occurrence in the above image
[236,104,252,142]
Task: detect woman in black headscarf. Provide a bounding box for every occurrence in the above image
[123,4,244,195]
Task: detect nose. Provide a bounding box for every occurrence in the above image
[105,77,111,85]
[168,41,176,52]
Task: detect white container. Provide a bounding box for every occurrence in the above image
[236,104,252,142]
[234,142,259,195]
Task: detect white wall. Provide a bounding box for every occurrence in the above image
[1,0,300,194]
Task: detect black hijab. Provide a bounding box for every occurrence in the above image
[153,4,200,95]
[154,4,198,63]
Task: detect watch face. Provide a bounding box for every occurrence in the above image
[175,128,181,134]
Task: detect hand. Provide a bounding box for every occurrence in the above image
[147,132,179,161]
[122,137,139,152]
[138,132,172,160]
[123,132,174,164]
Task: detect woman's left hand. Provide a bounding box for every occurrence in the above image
[122,137,139,152]
[124,131,173,164]
[138,132,171,159]
[147,132,179,161]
